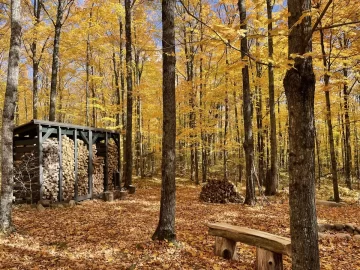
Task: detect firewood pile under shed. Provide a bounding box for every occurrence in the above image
[13,120,121,204]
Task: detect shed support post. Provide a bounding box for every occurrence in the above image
[58,127,63,202]
[88,130,93,198]
[38,125,43,201]
[74,129,78,201]
[104,132,109,191]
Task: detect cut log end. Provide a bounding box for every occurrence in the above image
[214,236,237,260]
[256,247,283,270]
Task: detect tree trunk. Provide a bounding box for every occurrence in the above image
[238,0,256,206]
[32,0,43,120]
[124,0,133,188]
[85,5,93,126]
[255,62,264,186]
[343,67,352,189]
[0,0,21,234]
[152,0,176,242]
[265,0,278,195]
[49,1,65,121]
[283,0,320,269]
[320,29,340,202]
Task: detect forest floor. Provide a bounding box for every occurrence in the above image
[0,177,359,270]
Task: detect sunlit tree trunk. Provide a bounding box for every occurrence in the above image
[0,0,21,234]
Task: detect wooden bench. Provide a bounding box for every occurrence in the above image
[208,223,291,270]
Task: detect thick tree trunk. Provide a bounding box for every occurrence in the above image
[266,0,278,195]
[238,0,256,206]
[283,0,320,269]
[0,0,21,234]
[124,0,133,188]
[152,0,176,242]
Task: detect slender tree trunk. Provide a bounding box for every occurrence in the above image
[32,0,43,120]
[255,63,264,186]
[315,127,321,187]
[0,0,21,234]
[152,0,176,242]
[238,0,256,205]
[343,67,352,189]
[124,0,133,188]
[119,13,126,179]
[283,0,320,268]
[49,1,65,121]
[266,0,278,195]
[233,91,243,186]
[85,5,93,126]
[320,29,340,201]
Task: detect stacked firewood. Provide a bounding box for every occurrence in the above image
[108,140,119,189]
[15,135,110,202]
[92,145,104,194]
[200,180,244,204]
[77,140,89,196]
[42,138,60,201]
[62,136,75,200]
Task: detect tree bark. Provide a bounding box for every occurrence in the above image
[320,29,340,202]
[31,0,44,120]
[283,0,320,269]
[343,67,352,189]
[49,1,67,121]
[265,0,278,195]
[152,0,176,242]
[124,0,133,188]
[238,0,256,206]
[0,0,21,234]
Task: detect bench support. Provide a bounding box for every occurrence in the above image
[214,236,237,260]
[256,247,283,270]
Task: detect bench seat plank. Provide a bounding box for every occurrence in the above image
[208,223,291,256]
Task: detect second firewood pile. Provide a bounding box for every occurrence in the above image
[200,180,244,204]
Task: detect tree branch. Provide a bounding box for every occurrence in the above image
[305,0,333,45]
[316,20,360,31]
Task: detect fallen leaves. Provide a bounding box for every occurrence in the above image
[0,178,358,269]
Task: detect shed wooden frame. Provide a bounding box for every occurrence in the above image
[13,120,121,203]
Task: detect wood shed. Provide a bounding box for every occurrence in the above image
[13,120,120,203]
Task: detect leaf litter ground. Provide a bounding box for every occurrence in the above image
[0,177,359,270]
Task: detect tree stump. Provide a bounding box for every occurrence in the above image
[214,236,237,260]
[128,185,136,194]
[103,191,114,202]
[256,247,283,270]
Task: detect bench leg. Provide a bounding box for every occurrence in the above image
[256,247,283,270]
[214,236,237,260]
